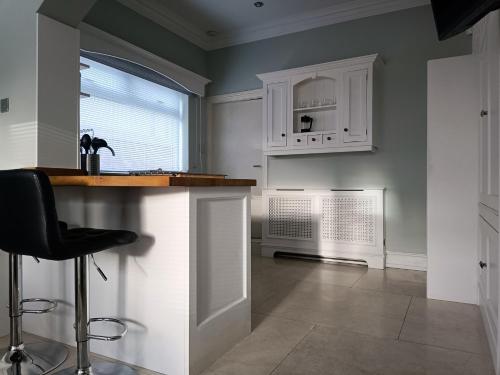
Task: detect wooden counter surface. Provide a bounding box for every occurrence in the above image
[49,175,256,187]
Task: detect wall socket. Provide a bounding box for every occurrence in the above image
[0,98,9,113]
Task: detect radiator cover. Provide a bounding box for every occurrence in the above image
[262,189,385,269]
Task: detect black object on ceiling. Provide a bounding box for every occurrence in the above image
[431,0,500,40]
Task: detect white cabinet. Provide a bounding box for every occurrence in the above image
[479,213,500,370]
[266,81,288,147]
[474,11,500,373]
[479,16,500,211]
[258,54,380,156]
[343,69,368,143]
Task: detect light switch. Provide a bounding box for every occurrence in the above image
[1,98,9,113]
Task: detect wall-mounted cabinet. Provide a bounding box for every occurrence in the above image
[258,54,381,156]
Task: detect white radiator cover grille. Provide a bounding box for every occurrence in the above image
[262,189,385,269]
[321,196,376,244]
[268,197,312,239]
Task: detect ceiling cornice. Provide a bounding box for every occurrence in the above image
[117,0,212,50]
[118,0,430,51]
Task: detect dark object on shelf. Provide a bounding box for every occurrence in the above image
[81,154,100,176]
[91,137,115,156]
[300,115,313,133]
[431,0,500,40]
[80,134,92,154]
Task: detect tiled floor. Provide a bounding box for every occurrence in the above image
[203,255,494,375]
[0,255,494,375]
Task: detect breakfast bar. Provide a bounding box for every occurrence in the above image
[21,172,256,375]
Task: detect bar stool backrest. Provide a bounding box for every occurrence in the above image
[0,169,62,259]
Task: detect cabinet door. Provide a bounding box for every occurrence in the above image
[266,82,288,147]
[478,216,499,333]
[342,69,368,143]
[479,17,500,211]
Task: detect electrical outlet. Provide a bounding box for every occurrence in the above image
[1,98,9,113]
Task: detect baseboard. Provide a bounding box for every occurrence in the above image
[385,251,427,271]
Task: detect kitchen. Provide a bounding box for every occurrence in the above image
[0,0,498,374]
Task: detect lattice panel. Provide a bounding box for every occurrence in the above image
[268,197,313,239]
[321,196,376,244]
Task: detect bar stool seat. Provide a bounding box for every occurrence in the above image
[0,170,139,375]
[49,227,137,260]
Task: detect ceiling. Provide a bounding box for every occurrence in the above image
[117,0,430,50]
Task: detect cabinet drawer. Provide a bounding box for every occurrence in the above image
[292,135,307,146]
[308,135,322,146]
[323,133,336,145]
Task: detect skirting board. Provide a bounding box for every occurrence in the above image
[385,251,427,271]
[251,240,427,272]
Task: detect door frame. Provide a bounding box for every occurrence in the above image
[206,89,265,184]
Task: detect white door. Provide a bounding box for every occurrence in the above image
[342,69,368,143]
[266,82,288,147]
[209,98,263,238]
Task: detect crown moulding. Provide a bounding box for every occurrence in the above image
[117,0,430,51]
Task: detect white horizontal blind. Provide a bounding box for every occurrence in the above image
[80,56,188,172]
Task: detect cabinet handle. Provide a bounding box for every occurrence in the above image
[281,133,286,137]
[344,128,348,132]
[479,261,487,269]
[480,110,488,117]
[312,138,316,141]
[297,139,301,143]
[327,137,332,141]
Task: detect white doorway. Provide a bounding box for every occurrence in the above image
[207,90,263,238]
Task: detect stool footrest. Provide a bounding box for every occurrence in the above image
[87,317,128,341]
[20,298,57,314]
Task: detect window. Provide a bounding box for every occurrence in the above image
[80,56,189,172]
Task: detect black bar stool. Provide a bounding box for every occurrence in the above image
[0,170,138,375]
[0,251,69,375]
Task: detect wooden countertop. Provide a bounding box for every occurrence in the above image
[48,175,256,187]
[28,167,255,187]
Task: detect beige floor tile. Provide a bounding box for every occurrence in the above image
[205,315,312,374]
[255,258,367,287]
[461,354,496,375]
[272,325,480,375]
[406,297,482,327]
[251,272,299,310]
[400,298,489,354]
[354,268,426,297]
[257,280,411,318]
[400,319,489,355]
[202,358,276,375]
[273,306,404,339]
[255,281,410,339]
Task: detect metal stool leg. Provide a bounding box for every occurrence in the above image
[54,256,136,375]
[0,254,68,374]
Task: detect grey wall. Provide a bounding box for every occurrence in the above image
[206,6,471,255]
[83,0,208,77]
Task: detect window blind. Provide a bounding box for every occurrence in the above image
[80,56,189,172]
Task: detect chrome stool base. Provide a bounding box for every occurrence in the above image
[0,341,68,375]
[54,362,137,375]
